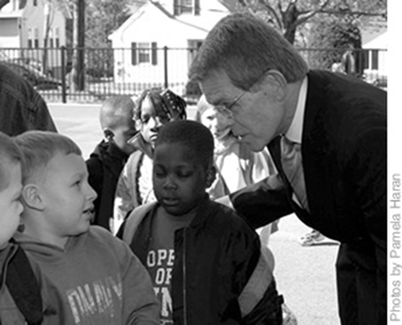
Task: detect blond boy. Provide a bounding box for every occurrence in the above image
[14,130,159,324]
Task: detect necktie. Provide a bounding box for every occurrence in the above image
[280,136,310,212]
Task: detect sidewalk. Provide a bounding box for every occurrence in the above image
[269,214,340,325]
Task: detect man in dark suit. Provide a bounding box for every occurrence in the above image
[189,13,386,325]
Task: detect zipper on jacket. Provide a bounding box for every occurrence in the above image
[182,227,187,325]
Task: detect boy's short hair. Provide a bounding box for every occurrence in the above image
[0,132,23,192]
[155,120,214,170]
[15,131,81,184]
[100,95,135,130]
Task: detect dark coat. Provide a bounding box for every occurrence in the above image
[231,70,386,325]
[124,197,283,325]
[86,140,130,230]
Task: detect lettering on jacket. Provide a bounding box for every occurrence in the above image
[66,274,122,324]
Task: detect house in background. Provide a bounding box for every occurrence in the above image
[108,0,229,95]
[361,23,387,86]
[0,0,71,73]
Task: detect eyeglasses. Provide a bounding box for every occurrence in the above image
[215,90,246,119]
[214,69,269,119]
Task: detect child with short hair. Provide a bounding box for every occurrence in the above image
[86,95,138,230]
[0,131,31,324]
[122,120,284,324]
[0,132,51,324]
[0,133,24,251]
[14,130,160,324]
[113,88,187,234]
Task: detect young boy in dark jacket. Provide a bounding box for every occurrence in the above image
[86,95,138,230]
[121,120,284,324]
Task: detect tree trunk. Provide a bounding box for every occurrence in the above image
[281,2,298,44]
[71,0,85,91]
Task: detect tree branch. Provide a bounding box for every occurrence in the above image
[256,0,283,30]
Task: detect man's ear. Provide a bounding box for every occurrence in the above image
[22,184,44,211]
[206,165,216,188]
[259,70,287,102]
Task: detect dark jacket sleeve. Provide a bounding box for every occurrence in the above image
[226,217,283,324]
[242,281,283,325]
[29,91,57,133]
[230,173,294,229]
[0,64,57,136]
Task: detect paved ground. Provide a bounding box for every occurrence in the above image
[269,215,340,325]
[48,103,342,325]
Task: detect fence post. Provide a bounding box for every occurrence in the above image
[164,46,168,89]
[61,46,67,103]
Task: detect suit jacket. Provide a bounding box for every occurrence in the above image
[231,70,386,248]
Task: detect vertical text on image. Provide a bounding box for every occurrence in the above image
[390,173,401,322]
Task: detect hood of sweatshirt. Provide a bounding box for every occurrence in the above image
[13,229,89,264]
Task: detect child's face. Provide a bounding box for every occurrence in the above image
[153,143,208,216]
[0,163,24,250]
[110,116,137,155]
[200,107,231,141]
[38,153,97,247]
[139,96,170,147]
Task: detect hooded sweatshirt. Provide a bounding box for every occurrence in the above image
[13,226,160,325]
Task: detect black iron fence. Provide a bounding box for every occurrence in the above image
[0,46,387,103]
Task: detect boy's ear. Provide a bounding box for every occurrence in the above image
[103,128,114,141]
[206,165,216,188]
[22,184,44,211]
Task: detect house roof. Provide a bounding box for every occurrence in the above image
[0,11,21,18]
[362,26,387,49]
[109,0,228,42]
[0,0,72,19]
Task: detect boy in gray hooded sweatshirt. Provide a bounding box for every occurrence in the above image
[14,130,159,325]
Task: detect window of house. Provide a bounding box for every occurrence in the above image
[33,0,37,6]
[138,42,150,63]
[174,0,200,15]
[28,28,33,48]
[55,27,60,47]
[131,42,158,66]
[34,28,39,48]
[371,50,379,70]
[362,50,369,70]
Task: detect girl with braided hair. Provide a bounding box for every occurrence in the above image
[112,88,187,235]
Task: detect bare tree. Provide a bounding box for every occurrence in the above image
[219,0,387,44]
